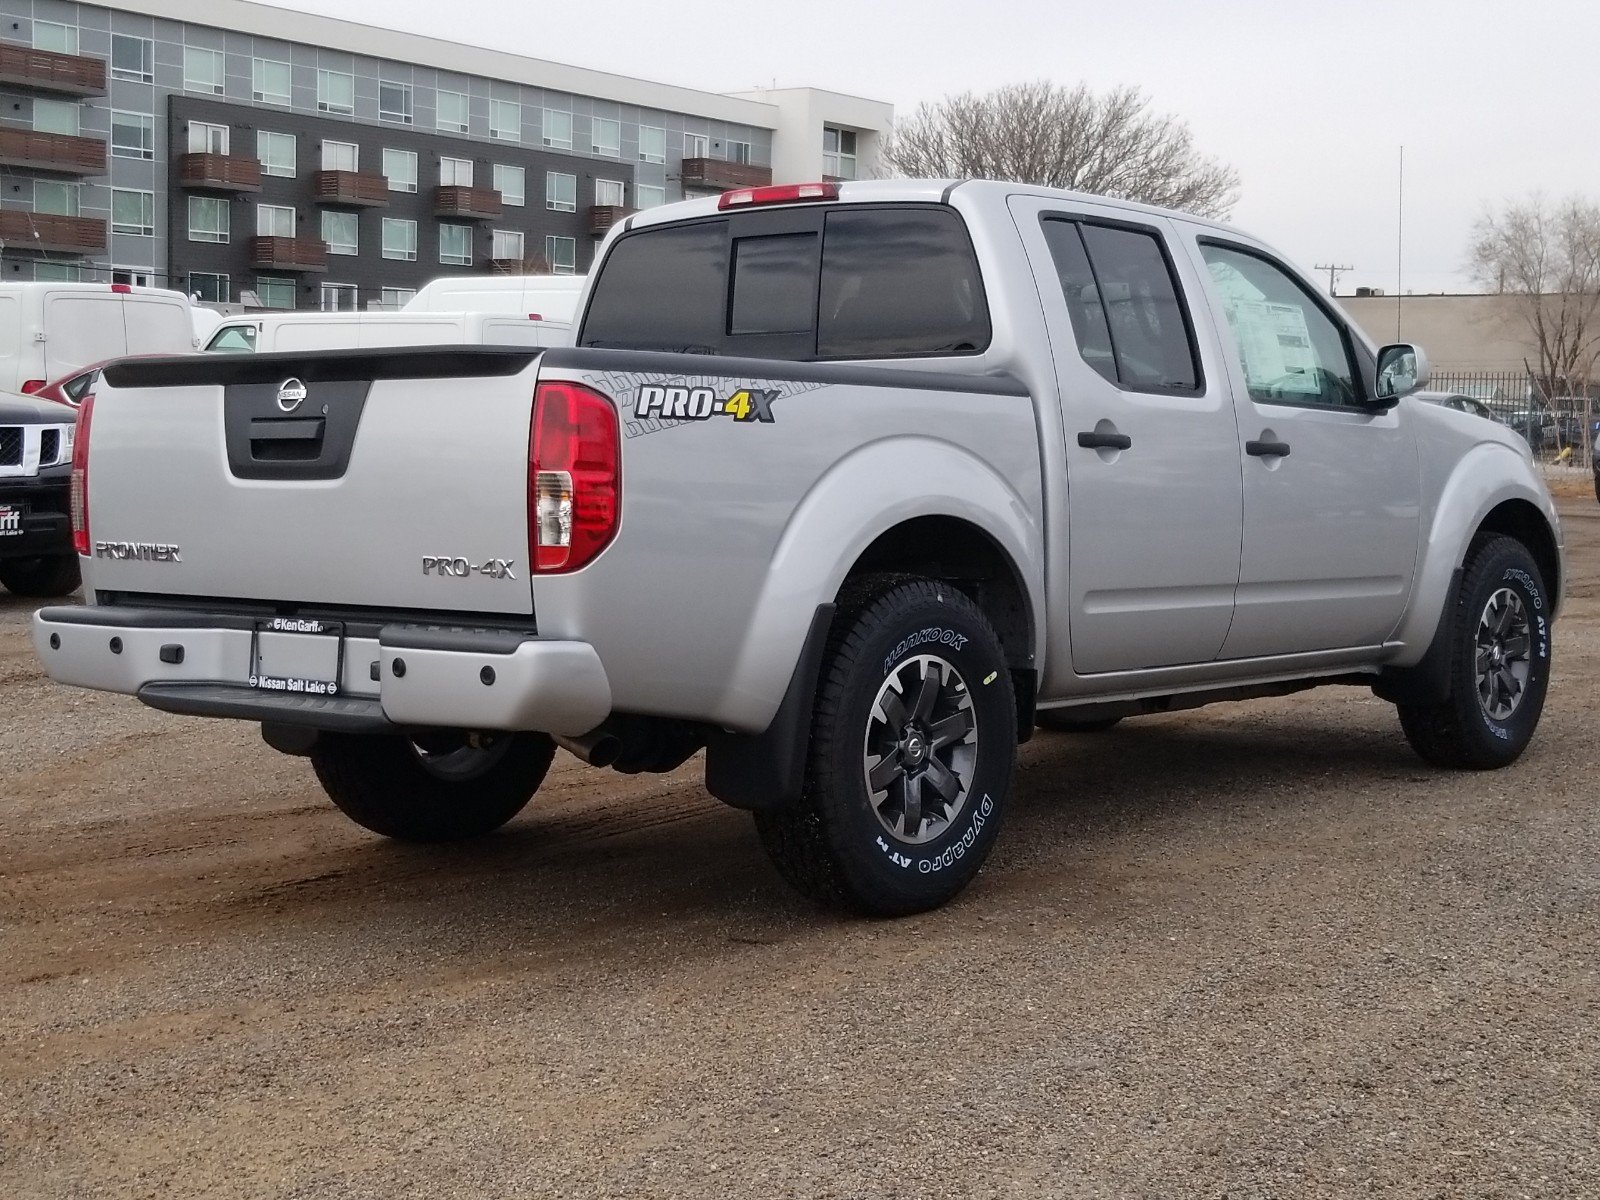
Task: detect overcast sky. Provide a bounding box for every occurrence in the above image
[255,0,1597,295]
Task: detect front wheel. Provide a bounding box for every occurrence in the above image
[755,578,1017,917]
[310,730,556,842]
[1397,535,1552,769]
[0,555,80,597]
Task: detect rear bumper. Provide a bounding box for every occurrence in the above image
[32,606,612,736]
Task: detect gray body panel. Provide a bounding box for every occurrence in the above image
[47,179,1563,739]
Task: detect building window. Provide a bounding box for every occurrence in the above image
[255,276,295,309]
[321,210,358,256]
[33,99,79,136]
[437,89,469,133]
[381,287,416,309]
[379,82,413,124]
[112,267,155,287]
[490,99,521,141]
[320,283,357,311]
[189,272,230,303]
[184,47,225,95]
[33,21,78,55]
[493,164,524,207]
[382,218,418,261]
[440,156,473,187]
[318,69,355,115]
[252,58,291,105]
[188,196,230,243]
[542,109,572,150]
[546,171,576,212]
[111,112,155,160]
[112,190,155,237]
[34,263,82,282]
[383,149,418,192]
[546,235,576,275]
[726,140,752,165]
[34,181,80,217]
[492,229,524,261]
[639,126,665,164]
[823,126,857,179]
[257,204,296,238]
[439,223,472,266]
[595,179,626,208]
[258,131,296,177]
[636,184,665,208]
[684,132,709,158]
[188,121,229,155]
[111,35,154,83]
[592,118,621,157]
[321,140,358,172]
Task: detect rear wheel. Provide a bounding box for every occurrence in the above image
[1397,535,1551,769]
[755,578,1016,917]
[0,555,80,598]
[1592,468,1599,505]
[310,730,556,842]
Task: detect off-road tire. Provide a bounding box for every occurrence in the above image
[1397,534,1551,769]
[755,577,1016,917]
[1035,712,1121,733]
[310,731,555,842]
[0,554,80,598]
[1592,468,1599,505]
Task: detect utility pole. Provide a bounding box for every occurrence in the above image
[1315,263,1353,296]
[1396,145,1405,340]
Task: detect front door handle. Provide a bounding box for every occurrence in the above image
[1078,431,1132,451]
[1245,439,1291,458]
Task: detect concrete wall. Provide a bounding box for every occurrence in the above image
[1339,293,1538,374]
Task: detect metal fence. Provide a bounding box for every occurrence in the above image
[1430,370,1597,463]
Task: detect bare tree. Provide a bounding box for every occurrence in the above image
[1469,195,1600,396]
[883,81,1239,218]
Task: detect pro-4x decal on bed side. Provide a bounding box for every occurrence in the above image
[634,384,781,424]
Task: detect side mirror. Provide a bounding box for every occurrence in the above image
[1375,343,1431,402]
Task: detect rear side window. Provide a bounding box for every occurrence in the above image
[579,220,727,353]
[206,324,257,352]
[1042,218,1200,394]
[816,208,989,358]
[580,204,989,360]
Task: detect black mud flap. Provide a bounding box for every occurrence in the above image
[1372,567,1462,705]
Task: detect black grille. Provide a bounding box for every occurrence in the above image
[0,427,21,467]
[40,429,60,465]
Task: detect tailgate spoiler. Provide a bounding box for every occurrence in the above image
[102,346,543,389]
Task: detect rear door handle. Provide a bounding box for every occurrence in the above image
[1245,439,1291,458]
[1078,431,1132,451]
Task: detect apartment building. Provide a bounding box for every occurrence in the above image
[0,0,892,309]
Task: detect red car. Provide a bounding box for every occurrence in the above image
[31,356,158,408]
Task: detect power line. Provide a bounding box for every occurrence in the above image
[1315,263,1353,296]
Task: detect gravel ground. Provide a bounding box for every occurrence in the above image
[2,489,1597,1199]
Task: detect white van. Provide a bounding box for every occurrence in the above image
[204,309,572,354]
[0,283,196,394]
[401,275,586,322]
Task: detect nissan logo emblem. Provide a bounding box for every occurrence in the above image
[276,377,308,413]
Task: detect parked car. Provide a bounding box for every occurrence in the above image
[0,390,78,597]
[402,274,586,321]
[31,355,170,409]
[33,179,1563,916]
[1413,391,1497,421]
[0,283,196,395]
[204,310,571,353]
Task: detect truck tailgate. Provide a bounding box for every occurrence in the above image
[88,348,541,615]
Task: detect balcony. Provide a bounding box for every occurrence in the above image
[249,236,328,273]
[0,210,105,254]
[0,127,105,175]
[433,185,502,220]
[314,170,389,208]
[587,205,635,236]
[679,158,771,192]
[0,43,106,97]
[179,153,263,193]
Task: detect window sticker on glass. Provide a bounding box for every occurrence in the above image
[1206,260,1318,395]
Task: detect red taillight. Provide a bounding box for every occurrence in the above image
[529,381,619,573]
[20,379,46,394]
[718,181,840,210]
[70,393,93,556]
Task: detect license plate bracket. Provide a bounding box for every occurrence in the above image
[0,502,24,538]
[249,618,344,696]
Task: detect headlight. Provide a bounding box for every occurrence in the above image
[58,424,74,464]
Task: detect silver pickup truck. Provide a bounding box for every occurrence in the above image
[33,180,1563,917]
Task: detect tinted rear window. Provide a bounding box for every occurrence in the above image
[580,204,989,361]
[579,220,727,353]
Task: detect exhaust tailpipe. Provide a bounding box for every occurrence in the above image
[554,730,622,768]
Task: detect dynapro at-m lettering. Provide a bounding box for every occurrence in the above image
[95,541,181,562]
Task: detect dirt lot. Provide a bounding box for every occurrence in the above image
[2,488,1597,1200]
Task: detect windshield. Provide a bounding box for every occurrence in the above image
[206,324,258,353]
